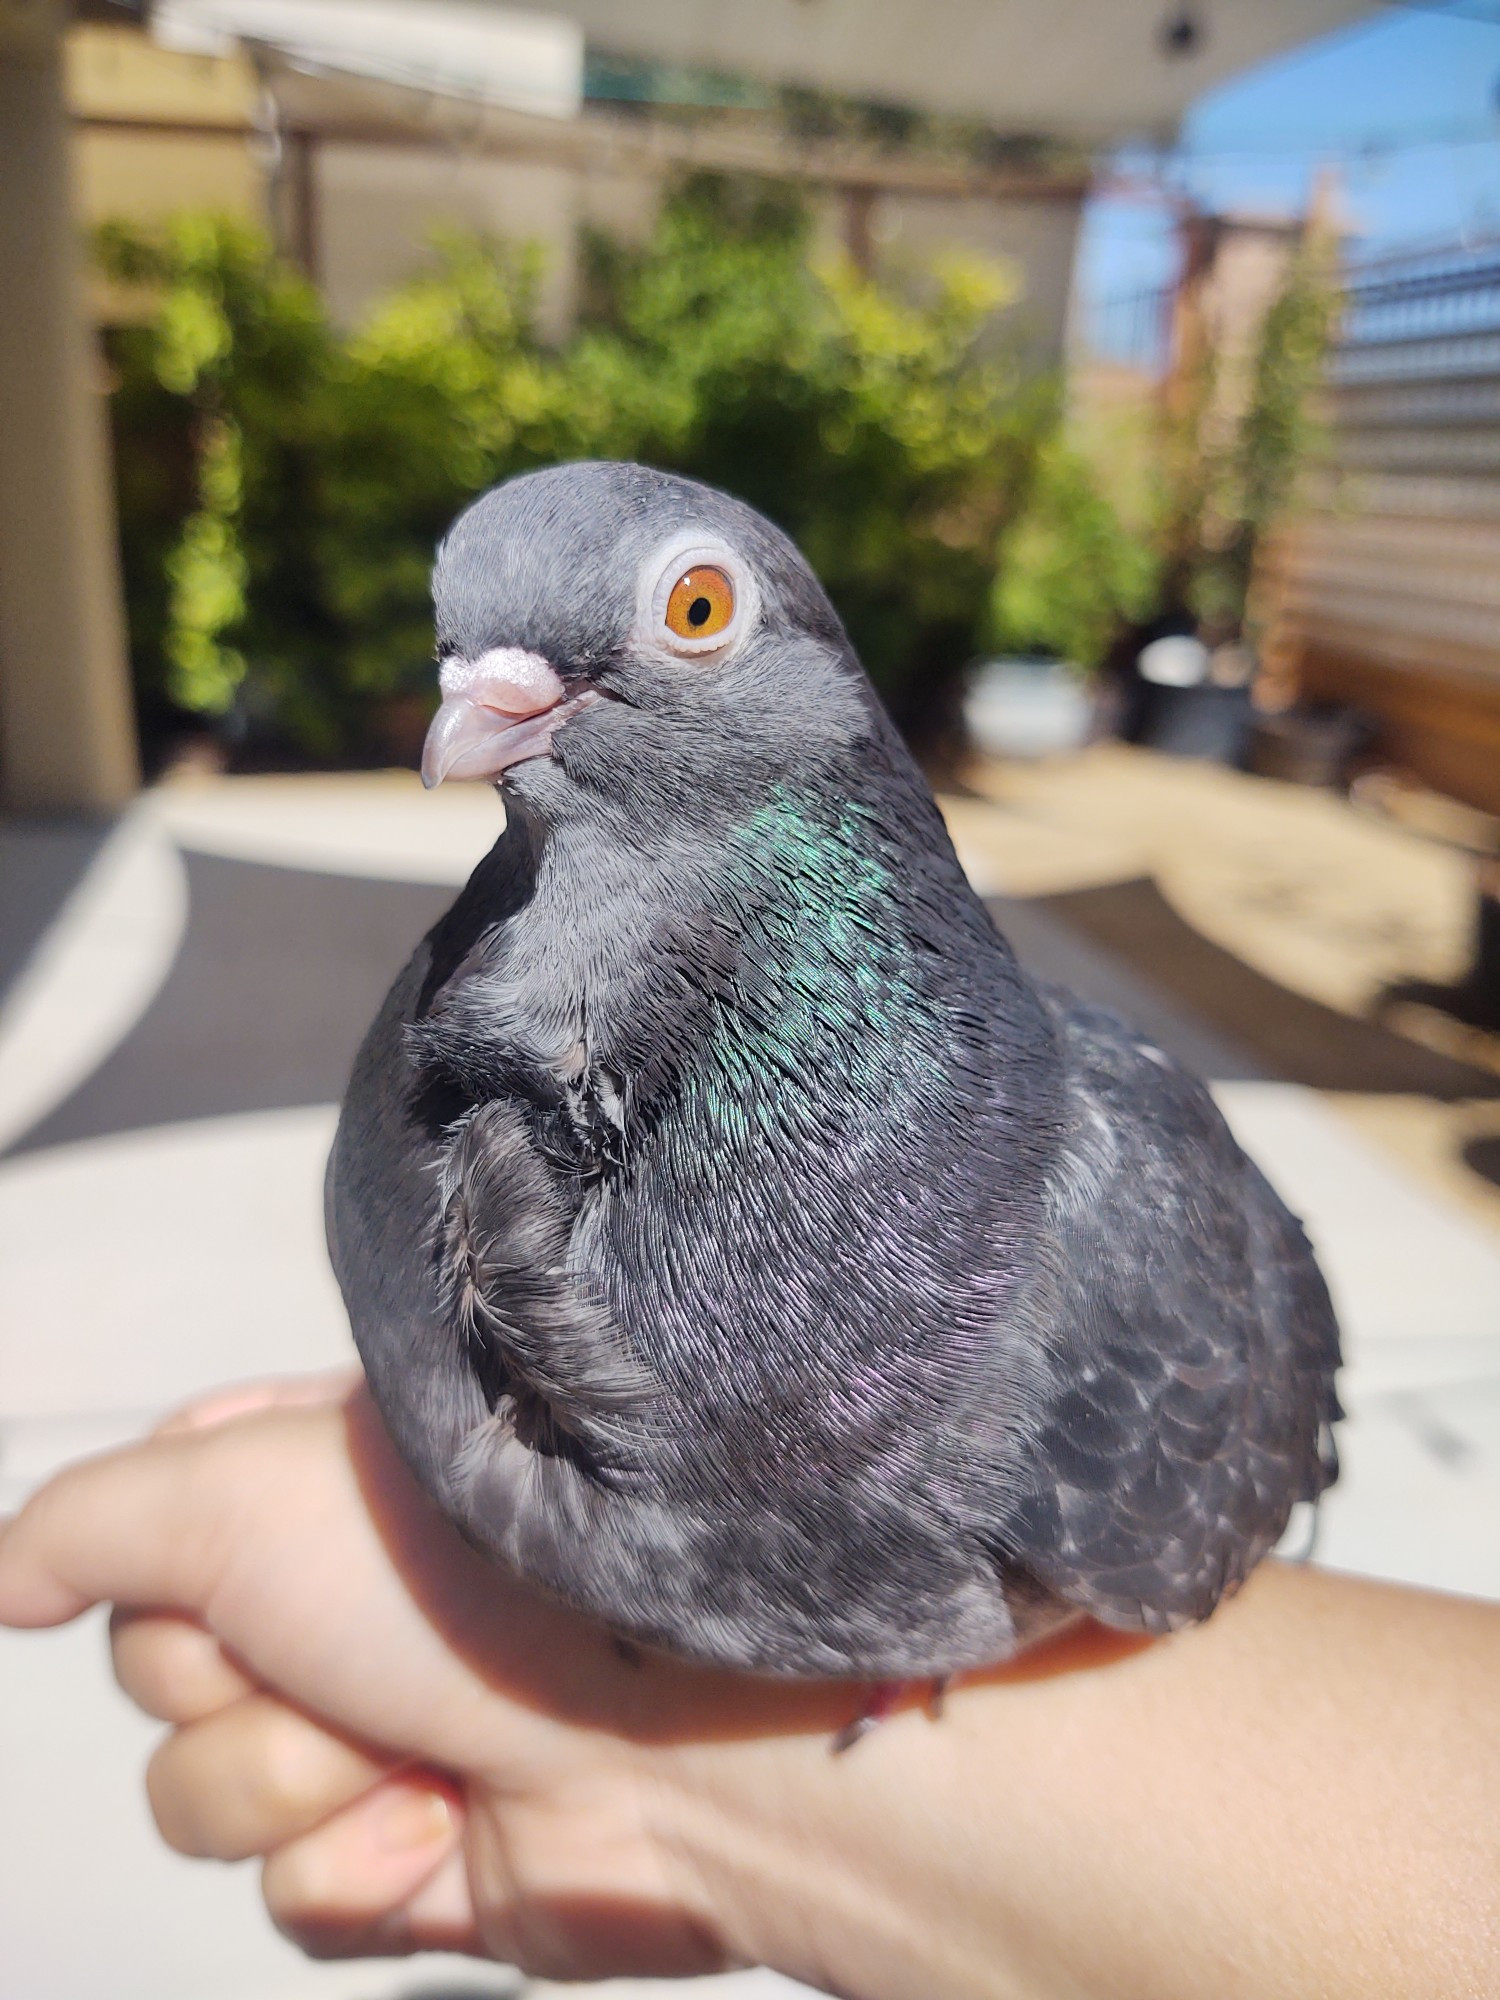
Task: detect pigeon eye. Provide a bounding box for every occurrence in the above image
[642,538,756,659]
[663,565,735,644]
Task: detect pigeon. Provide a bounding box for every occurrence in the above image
[327,460,1341,1682]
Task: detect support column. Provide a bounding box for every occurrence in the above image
[0,0,138,813]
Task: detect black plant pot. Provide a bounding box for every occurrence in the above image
[1134,683,1253,764]
[1248,705,1376,789]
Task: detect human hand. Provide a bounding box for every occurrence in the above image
[6,1381,1496,2000]
[0,1376,854,1979]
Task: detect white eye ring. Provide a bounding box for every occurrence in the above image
[638,532,759,660]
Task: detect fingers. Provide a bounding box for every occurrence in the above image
[0,1400,361,1633]
[155,1369,362,1437]
[111,1609,256,1723]
[262,1780,477,1960]
[141,1672,476,1957]
[147,1693,393,1862]
[0,1430,226,1627]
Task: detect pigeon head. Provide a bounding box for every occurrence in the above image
[424,461,876,824]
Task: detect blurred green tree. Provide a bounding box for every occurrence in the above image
[986,431,1161,669]
[1193,241,1338,637]
[980,239,1335,674]
[1157,239,1338,643]
[99,216,345,752]
[562,177,1054,725]
[316,231,561,724]
[101,177,1053,762]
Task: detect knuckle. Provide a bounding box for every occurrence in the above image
[144,1700,323,1860]
[260,1838,321,1921]
[243,1705,325,1823]
[111,1613,180,1712]
[265,1887,341,1956]
[111,1611,247,1724]
[261,1847,376,1960]
[144,1734,216,1857]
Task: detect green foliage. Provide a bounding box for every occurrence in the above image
[99,215,345,748]
[564,178,1050,713]
[102,179,1052,759]
[1169,243,1337,637]
[986,433,1161,668]
[1211,242,1336,628]
[316,232,560,711]
[984,238,1336,669]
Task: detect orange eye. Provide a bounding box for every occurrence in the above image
[664,565,735,644]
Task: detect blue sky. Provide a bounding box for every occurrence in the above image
[1078,2,1500,304]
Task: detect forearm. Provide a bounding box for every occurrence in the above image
[4,1400,1494,1994]
[651,1564,1500,2000]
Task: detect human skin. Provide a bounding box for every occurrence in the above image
[0,1377,1496,1999]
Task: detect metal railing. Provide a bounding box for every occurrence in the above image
[1264,230,1500,797]
[1074,280,1174,376]
[1332,238,1500,385]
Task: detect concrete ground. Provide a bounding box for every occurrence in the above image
[3,747,1499,2000]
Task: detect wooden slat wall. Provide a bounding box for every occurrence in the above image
[1261,246,1500,814]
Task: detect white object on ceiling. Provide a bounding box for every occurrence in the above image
[513,0,1374,139]
[151,0,584,118]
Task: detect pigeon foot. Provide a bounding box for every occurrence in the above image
[832,1676,953,1753]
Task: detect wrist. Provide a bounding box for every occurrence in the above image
[632,1623,1158,2000]
[642,1698,1006,2000]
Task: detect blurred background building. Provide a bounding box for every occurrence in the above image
[3,0,1375,815]
[9,0,1500,829]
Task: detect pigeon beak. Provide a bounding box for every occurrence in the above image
[421,647,595,788]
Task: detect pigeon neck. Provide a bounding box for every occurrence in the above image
[497,752,1055,1149]
[709,773,1023,1070]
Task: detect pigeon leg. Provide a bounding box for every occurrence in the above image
[833,1673,961,1751]
[831,1680,904,1754]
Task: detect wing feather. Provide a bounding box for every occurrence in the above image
[1000,994,1342,1633]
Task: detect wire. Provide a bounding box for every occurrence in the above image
[1107,123,1500,164]
[1380,0,1500,22]
[1186,131,1498,159]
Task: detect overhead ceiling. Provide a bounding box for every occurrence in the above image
[515,0,1378,142]
[152,0,584,117]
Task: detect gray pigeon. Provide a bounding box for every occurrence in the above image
[327,461,1341,1680]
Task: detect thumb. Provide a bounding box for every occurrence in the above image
[0,1431,225,1628]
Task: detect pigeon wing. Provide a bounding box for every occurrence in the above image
[994,993,1342,1635]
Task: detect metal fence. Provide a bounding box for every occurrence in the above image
[1263,235,1500,812]
[1075,280,1175,376]
[1334,241,1500,383]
